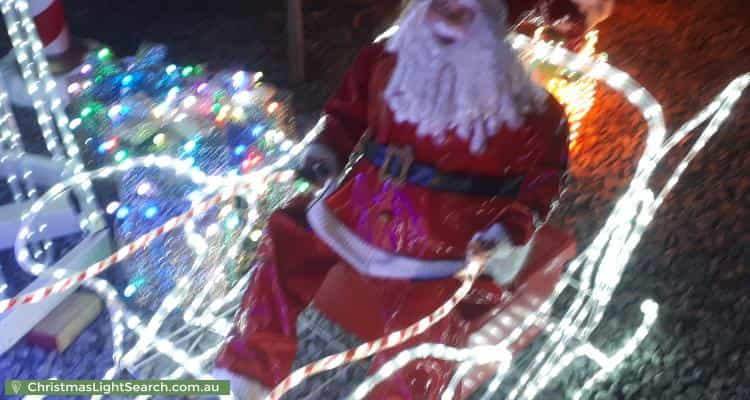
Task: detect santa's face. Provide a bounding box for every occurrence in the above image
[424,0,478,45]
[384,0,547,153]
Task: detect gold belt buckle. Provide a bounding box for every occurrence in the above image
[379,144,414,185]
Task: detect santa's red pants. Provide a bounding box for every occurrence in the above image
[215,196,506,399]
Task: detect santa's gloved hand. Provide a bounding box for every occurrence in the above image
[297,143,340,186]
[468,224,533,286]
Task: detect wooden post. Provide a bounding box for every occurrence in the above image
[287,0,305,84]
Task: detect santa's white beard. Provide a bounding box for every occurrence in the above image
[384,1,547,153]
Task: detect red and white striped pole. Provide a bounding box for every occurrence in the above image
[30,0,71,58]
[29,0,89,74]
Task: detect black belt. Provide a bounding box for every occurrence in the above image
[361,139,524,197]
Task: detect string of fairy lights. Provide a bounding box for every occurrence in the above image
[1,3,748,398]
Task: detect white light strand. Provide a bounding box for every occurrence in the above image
[344,28,747,400]
[14,155,205,275]
[2,0,104,273]
[0,70,54,266]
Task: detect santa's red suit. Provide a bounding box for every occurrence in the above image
[215,0,596,398]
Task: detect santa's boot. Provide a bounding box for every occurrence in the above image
[0,0,93,107]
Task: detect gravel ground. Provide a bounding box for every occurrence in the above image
[0,0,748,399]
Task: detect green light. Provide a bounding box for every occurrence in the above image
[114,150,128,163]
[295,181,311,193]
[97,48,112,60]
[181,66,194,77]
[80,106,94,118]
[211,103,221,114]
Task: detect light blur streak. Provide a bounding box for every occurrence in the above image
[347,344,512,400]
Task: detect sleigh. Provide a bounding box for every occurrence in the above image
[0,3,748,397]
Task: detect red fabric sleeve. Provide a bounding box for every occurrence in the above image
[314,43,385,167]
[497,99,570,246]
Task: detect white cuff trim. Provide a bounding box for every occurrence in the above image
[307,187,464,279]
[473,223,533,286]
[212,368,269,400]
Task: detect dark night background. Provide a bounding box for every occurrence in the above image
[0,0,749,399]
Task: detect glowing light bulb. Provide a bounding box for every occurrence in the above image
[114,150,128,163]
[136,182,152,196]
[267,102,279,113]
[98,139,118,154]
[122,74,134,86]
[97,48,112,61]
[123,285,136,298]
[144,206,158,219]
[69,118,82,129]
[153,133,167,147]
[116,207,130,220]
[166,64,177,74]
[67,82,81,94]
[182,95,197,108]
[184,140,197,153]
[206,224,220,237]
[106,202,120,214]
[232,71,246,88]
[107,104,123,119]
[225,215,241,229]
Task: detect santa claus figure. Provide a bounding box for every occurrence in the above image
[215,0,612,398]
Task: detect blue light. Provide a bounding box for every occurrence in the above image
[144,206,158,219]
[97,143,108,154]
[234,145,247,156]
[122,74,134,86]
[252,125,265,136]
[123,285,136,298]
[225,215,241,229]
[116,207,130,219]
[184,140,197,153]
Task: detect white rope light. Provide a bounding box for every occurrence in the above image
[3,18,746,397]
[0,72,55,265]
[13,155,207,275]
[339,28,750,400]
[1,0,104,273]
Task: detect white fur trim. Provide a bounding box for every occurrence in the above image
[302,143,340,176]
[383,1,548,154]
[473,223,533,285]
[307,185,464,279]
[212,368,269,400]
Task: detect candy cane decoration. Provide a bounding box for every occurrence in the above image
[30,0,71,57]
[264,260,485,400]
